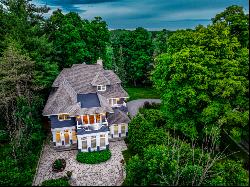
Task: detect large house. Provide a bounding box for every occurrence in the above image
[43,59,130,152]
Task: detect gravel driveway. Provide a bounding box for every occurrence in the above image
[127,99,161,117]
[33,140,127,186]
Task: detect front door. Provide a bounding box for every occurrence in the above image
[64,131,69,145]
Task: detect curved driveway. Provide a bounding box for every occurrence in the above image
[127,99,161,118]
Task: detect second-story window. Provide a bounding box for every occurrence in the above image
[58,114,70,121]
[97,85,106,91]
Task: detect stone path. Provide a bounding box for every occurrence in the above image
[33,140,127,186]
[127,99,161,117]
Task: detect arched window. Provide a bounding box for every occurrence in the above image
[56,131,61,143]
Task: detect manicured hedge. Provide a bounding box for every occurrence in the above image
[41,177,70,186]
[76,149,111,164]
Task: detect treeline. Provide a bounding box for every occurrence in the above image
[0,0,248,186]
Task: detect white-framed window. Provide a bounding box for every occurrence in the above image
[58,114,70,121]
[109,98,118,106]
[113,124,118,136]
[97,85,106,91]
[100,134,106,147]
[81,137,87,150]
[121,124,126,134]
[91,136,96,148]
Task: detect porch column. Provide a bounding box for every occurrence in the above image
[87,115,90,124]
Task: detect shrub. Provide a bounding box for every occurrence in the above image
[41,176,69,186]
[0,130,9,143]
[128,114,167,155]
[76,149,111,164]
[52,159,66,172]
[66,171,72,179]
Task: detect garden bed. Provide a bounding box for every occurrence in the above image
[52,159,66,172]
[76,150,111,164]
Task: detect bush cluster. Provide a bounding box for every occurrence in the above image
[41,176,69,186]
[76,149,111,164]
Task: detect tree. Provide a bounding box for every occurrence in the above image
[212,5,249,48]
[127,27,153,86]
[151,7,249,143]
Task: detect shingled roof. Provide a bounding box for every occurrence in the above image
[43,63,128,116]
[107,108,131,124]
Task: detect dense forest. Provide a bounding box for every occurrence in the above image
[0,0,249,186]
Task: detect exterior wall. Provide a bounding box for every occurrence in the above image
[109,123,128,139]
[51,126,77,146]
[77,131,109,152]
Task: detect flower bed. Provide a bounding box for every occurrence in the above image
[76,150,111,164]
[52,159,66,172]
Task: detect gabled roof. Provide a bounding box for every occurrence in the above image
[107,108,130,124]
[91,71,111,86]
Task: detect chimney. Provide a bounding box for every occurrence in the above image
[97,57,103,66]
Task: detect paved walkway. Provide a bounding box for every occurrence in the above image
[33,140,127,186]
[127,99,161,117]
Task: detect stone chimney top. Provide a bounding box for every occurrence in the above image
[97,57,103,66]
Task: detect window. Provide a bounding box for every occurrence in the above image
[56,131,61,143]
[82,137,87,150]
[91,136,96,148]
[83,115,88,124]
[58,114,70,121]
[97,85,106,91]
[96,114,100,123]
[100,134,106,147]
[121,124,126,134]
[113,124,118,135]
[109,98,118,106]
[89,115,95,124]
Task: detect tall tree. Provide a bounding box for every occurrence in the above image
[128,27,153,86]
[212,5,249,48]
[151,6,249,143]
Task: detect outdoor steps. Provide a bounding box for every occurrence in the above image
[51,143,78,152]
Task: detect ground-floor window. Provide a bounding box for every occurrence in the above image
[100,134,105,147]
[82,137,87,150]
[91,136,96,148]
[113,124,118,136]
[121,124,126,134]
[56,131,61,143]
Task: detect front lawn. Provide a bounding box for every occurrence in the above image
[124,87,160,101]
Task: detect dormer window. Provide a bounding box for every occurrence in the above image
[58,114,70,121]
[97,85,106,91]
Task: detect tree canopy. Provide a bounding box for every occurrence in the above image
[151,6,249,143]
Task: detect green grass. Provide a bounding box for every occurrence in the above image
[76,149,111,164]
[41,177,70,186]
[124,87,161,101]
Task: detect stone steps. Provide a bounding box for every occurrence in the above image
[51,143,78,152]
